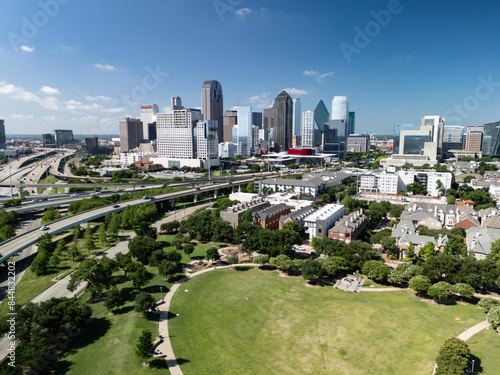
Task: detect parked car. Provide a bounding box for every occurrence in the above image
[40,226,49,231]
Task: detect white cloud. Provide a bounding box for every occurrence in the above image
[283,88,309,96]
[303,70,334,83]
[43,116,56,121]
[60,44,72,51]
[248,92,272,109]
[40,86,60,95]
[235,8,252,17]
[20,45,34,53]
[40,97,60,110]
[92,63,116,71]
[11,114,34,119]
[0,81,41,102]
[71,115,97,123]
[86,95,111,102]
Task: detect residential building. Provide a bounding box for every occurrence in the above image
[267,192,314,211]
[54,129,74,147]
[0,119,5,149]
[328,209,367,243]
[279,206,316,231]
[228,192,260,202]
[201,80,223,143]
[272,90,293,152]
[254,204,291,230]
[391,220,448,258]
[347,134,370,153]
[223,109,238,143]
[220,197,270,228]
[401,202,479,230]
[304,204,345,240]
[464,125,484,155]
[118,152,154,166]
[140,104,159,140]
[293,98,301,136]
[42,133,55,147]
[466,227,500,259]
[359,170,399,194]
[119,118,143,152]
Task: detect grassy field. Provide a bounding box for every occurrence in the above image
[156,234,228,264]
[169,268,485,375]
[57,272,171,375]
[467,326,500,374]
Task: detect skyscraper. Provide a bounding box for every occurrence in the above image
[0,119,5,149]
[301,111,314,147]
[171,97,183,110]
[263,107,275,131]
[348,112,355,135]
[272,90,293,152]
[481,122,500,158]
[223,109,238,143]
[323,120,348,159]
[331,96,349,122]
[314,100,330,147]
[54,129,74,147]
[42,133,55,147]
[236,106,252,156]
[140,104,159,141]
[201,80,224,143]
[119,118,143,152]
[465,126,484,154]
[443,125,464,154]
[293,98,301,137]
[421,115,445,156]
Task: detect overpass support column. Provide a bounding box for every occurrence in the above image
[194,194,198,203]
[191,183,195,189]
[231,186,234,193]
[170,199,175,208]
[214,189,218,199]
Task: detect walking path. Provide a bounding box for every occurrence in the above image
[156,263,260,375]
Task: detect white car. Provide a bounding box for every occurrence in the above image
[70,193,79,197]
[40,226,49,231]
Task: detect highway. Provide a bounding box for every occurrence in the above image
[0,178,254,263]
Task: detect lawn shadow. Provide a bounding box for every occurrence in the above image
[149,358,168,369]
[49,359,73,374]
[167,311,179,320]
[234,266,252,272]
[142,285,170,294]
[468,354,482,374]
[258,265,276,271]
[114,305,134,315]
[166,357,190,368]
[119,286,138,303]
[65,317,112,355]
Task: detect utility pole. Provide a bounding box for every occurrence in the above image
[8,154,13,199]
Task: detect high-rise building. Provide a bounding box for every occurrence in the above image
[85,137,98,151]
[421,115,445,156]
[263,107,275,131]
[323,120,348,159]
[201,80,223,143]
[465,125,484,153]
[148,123,157,141]
[331,96,349,122]
[54,129,74,147]
[171,97,183,110]
[481,122,500,158]
[252,112,263,129]
[348,112,355,135]
[314,100,330,147]
[272,90,293,152]
[119,118,143,152]
[236,106,252,156]
[0,119,6,149]
[443,125,464,154]
[223,109,238,143]
[42,133,55,147]
[293,98,301,136]
[301,111,314,148]
[140,104,159,141]
[393,124,420,154]
[155,107,219,169]
[347,134,370,153]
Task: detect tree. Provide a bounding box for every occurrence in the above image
[97,224,108,247]
[84,236,96,253]
[183,243,195,258]
[435,337,471,375]
[405,243,416,262]
[253,255,269,266]
[115,252,133,278]
[128,236,162,264]
[452,283,475,301]
[406,182,428,195]
[478,298,500,312]
[68,243,81,262]
[302,259,322,281]
[136,330,155,364]
[282,221,299,232]
[130,264,154,289]
[409,275,431,296]
[31,250,50,276]
[444,237,466,257]
[104,287,124,312]
[419,242,436,260]
[487,305,500,332]
[388,205,403,218]
[160,221,180,234]
[388,263,422,285]
[49,249,62,269]
[227,253,239,266]
[490,237,500,262]
[134,222,157,239]
[107,214,120,238]
[380,237,396,252]
[67,257,116,301]
[206,247,220,261]
[427,281,452,302]
[159,260,179,281]
[134,292,156,315]
[317,256,347,277]
[362,260,390,282]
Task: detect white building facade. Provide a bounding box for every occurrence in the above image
[304,204,345,240]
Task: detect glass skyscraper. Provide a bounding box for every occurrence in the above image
[482,121,500,158]
[0,119,5,149]
[393,124,419,154]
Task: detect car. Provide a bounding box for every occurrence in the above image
[40,226,49,231]
[70,193,79,197]
[113,205,120,208]
[140,185,146,188]
[195,187,200,191]
[116,189,124,192]
[143,196,151,200]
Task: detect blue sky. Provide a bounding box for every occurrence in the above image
[1,0,500,136]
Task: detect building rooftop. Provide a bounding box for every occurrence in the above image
[254,203,290,221]
[304,204,344,222]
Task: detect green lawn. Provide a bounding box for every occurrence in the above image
[468,326,500,374]
[58,272,172,375]
[156,234,228,264]
[169,268,485,375]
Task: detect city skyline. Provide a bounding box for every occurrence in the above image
[1,1,500,134]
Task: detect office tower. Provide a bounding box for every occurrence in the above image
[42,133,55,147]
[201,80,224,143]
[323,119,348,159]
[293,98,301,136]
[252,112,263,129]
[236,106,252,156]
[85,137,98,151]
[481,122,500,158]
[273,90,293,152]
[331,96,349,122]
[140,104,159,140]
[301,111,314,147]
[148,123,157,141]
[119,118,143,152]
[0,119,6,149]
[314,100,330,147]
[465,125,484,153]
[348,112,355,135]
[443,125,464,154]
[393,124,420,154]
[421,115,445,156]
[223,109,238,143]
[54,129,74,147]
[347,134,370,152]
[171,97,183,110]
[263,107,275,131]
[402,134,431,154]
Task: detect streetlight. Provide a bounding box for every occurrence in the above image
[471,359,475,374]
[160,286,163,301]
[7,154,13,199]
